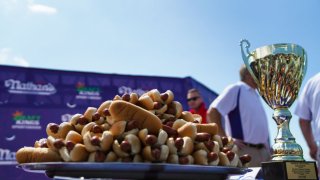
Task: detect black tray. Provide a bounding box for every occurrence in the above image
[18,162,251,180]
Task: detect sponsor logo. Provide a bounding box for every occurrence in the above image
[4,79,56,95]
[61,114,73,122]
[118,86,146,96]
[11,111,42,130]
[0,148,16,162]
[66,102,77,108]
[75,82,101,100]
[5,135,16,141]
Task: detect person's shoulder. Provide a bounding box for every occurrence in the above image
[223,82,242,93]
[306,73,320,86]
[311,73,320,81]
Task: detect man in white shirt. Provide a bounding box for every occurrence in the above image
[207,65,271,167]
[294,73,320,173]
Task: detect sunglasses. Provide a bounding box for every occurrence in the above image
[187,96,199,102]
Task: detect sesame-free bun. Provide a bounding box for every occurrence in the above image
[109,100,162,134]
[16,147,61,164]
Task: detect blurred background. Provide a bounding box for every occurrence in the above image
[1,0,319,178]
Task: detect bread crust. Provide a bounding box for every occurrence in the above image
[195,123,218,136]
[66,130,83,144]
[124,134,141,155]
[157,129,168,145]
[97,100,112,116]
[172,119,187,130]
[105,151,118,162]
[192,114,202,123]
[213,135,223,148]
[147,89,162,103]
[167,101,183,118]
[83,107,97,121]
[162,90,174,104]
[138,95,154,110]
[109,121,126,137]
[46,122,73,139]
[177,122,197,140]
[166,137,178,155]
[181,111,194,122]
[193,149,208,165]
[16,147,61,164]
[113,139,130,158]
[142,145,169,162]
[179,137,194,156]
[69,114,83,132]
[167,154,179,164]
[109,100,162,134]
[218,152,230,166]
[129,93,139,104]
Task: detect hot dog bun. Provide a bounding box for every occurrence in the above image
[179,136,194,156]
[138,95,154,110]
[195,123,218,136]
[97,100,112,117]
[181,111,194,122]
[142,145,169,162]
[192,114,202,123]
[166,101,183,118]
[162,90,174,104]
[46,122,73,139]
[147,89,162,103]
[193,149,208,165]
[109,100,162,134]
[16,147,61,164]
[177,122,197,140]
[218,152,230,166]
[59,143,88,162]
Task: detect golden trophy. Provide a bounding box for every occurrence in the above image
[240,39,318,180]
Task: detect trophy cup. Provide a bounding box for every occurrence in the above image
[240,39,318,180]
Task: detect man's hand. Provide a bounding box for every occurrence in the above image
[207,107,226,137]
[309,141,318,160]
[299,119,317,160]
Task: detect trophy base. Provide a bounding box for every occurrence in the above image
[261,161,318,180]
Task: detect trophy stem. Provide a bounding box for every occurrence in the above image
[272,108,304,161]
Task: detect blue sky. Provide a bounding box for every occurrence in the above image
[1,0,320,160]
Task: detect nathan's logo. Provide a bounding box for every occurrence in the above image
[118,86,146,96]
[11,111,42,130]
[75,82,101,100]
[0,148,16,163]
[4,79,56,95]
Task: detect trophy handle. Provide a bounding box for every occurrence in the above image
[303,52,308,80]
[240,39,259,84]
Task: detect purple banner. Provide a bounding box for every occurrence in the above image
[0,65,218,179]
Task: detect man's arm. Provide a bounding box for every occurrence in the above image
[299,119,317,160]
[207,107,226,136]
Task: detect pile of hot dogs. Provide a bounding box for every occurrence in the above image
[16,89,251,167]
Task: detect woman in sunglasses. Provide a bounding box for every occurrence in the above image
[187,88,207,124]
